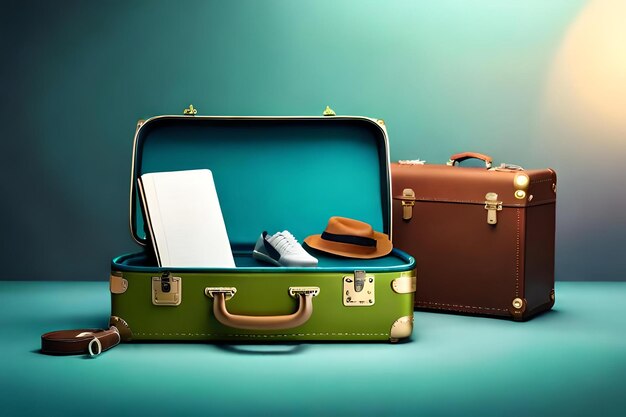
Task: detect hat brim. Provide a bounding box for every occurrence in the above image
[303,231,393,259]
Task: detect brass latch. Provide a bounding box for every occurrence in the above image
[401,188,415,221]
[484,192,502,225]
[152,272,182,306]
[183,104,197,116]
[343,270,375,306]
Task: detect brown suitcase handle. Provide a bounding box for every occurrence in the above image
[205,287,317,330]
[41,326,121,357]
[447,152,493,168]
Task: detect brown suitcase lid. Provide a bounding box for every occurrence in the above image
[392,163,556,207]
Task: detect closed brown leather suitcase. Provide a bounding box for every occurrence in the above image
[391,152,556,321]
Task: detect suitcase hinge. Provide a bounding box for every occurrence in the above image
[322,105,336,116]
[401,188,415,221]
[484,192,502,225]
[152,272,182,306]
[343,270,375,306]
[183,104,197,116]
[136,119,145,132]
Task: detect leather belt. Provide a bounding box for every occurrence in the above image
[41,326,121,357]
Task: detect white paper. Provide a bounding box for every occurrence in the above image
[139,169,235,268]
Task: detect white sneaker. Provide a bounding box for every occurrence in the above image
[253,230,318,267]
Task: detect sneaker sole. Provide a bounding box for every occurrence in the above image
[252,250,282,266]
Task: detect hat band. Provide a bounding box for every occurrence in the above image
[321,231,377,248]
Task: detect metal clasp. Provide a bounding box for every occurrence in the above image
[401,188,415,220]
[343,270,375,306]
[152,272,182,306]
[484,192,502,225]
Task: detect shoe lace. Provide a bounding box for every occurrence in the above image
[270,231,306,255]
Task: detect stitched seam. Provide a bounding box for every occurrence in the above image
[529,178,553,184]
[416,301,508,312]
[516,208,520,297]
[132,332,389,337]
[401,198,486,204]
[395,197,527,207]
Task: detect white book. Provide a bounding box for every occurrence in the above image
[138,169,235,268]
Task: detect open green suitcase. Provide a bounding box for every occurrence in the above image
[109,108,416,343]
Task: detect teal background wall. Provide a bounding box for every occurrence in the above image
[1,0,625,281]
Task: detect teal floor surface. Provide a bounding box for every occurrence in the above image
[0,281,624,417]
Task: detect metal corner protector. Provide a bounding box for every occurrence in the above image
[390,315,414,342]
[392,271,416,294]
[110,272,128,294]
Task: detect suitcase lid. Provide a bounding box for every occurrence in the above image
[129,112,392,247]
[391,162,557,207]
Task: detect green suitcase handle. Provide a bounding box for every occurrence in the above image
[205,287,319,330]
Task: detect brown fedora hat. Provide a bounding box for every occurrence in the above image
[304,216,393,259]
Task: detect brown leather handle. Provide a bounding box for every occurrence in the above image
[447,151,493,168]
[210,292,314,330]
[41,327,121,357]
